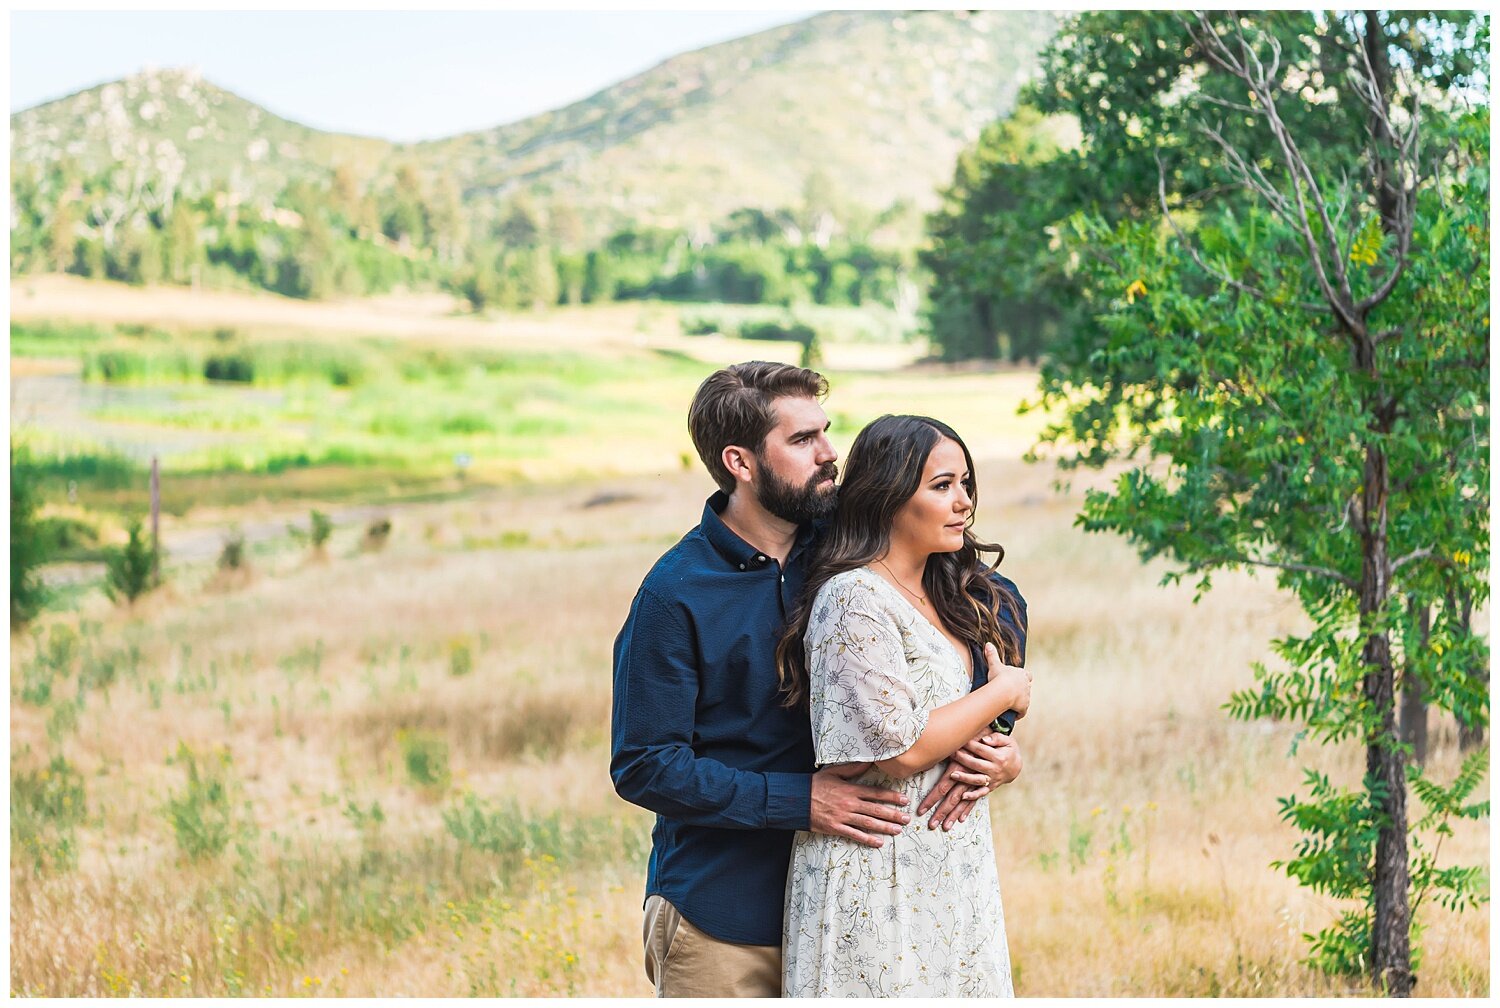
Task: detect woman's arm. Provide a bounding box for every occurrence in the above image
[875,643,1029,779]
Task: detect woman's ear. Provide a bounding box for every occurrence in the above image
[722,445,755,485]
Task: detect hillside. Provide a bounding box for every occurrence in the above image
[422,9,1061,232]
[10,67,394,216]
[11,10,1060,237]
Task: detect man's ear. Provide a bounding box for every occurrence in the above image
[722,445,756,485]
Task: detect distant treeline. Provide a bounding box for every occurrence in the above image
[10,161,918,315]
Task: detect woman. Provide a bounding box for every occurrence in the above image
[777,414,1031,997]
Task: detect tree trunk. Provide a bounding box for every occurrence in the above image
[1398,598,1429,767]
[1360,425,1413,996]
[1354,21,1414,984]
[1362,12,1403,231]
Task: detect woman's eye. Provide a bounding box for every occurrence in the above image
[935,481,951,491]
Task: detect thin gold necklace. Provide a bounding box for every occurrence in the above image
[877,560,928,606]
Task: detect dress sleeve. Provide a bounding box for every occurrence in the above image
[805,583,928,766]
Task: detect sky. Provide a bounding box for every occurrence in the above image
[8,8,818,143]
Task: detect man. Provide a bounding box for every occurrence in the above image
[611,361,1021,997]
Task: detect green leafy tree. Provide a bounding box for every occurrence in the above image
[927,10,1490,364]
[1031,12,1489,994]
[922,104,1085,361]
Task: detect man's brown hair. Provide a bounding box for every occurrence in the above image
[687,361,829,493]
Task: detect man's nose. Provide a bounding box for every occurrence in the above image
[816,434,837,464]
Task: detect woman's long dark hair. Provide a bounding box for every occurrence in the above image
[775,414,1023,708]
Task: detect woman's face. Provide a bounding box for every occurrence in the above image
[889,437,973,556]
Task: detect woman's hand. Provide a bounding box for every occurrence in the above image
[984,642,1031,717]
[915,733,1023,830]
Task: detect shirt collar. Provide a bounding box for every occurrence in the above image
[702,490,816,572]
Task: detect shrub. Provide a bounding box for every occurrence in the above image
[11,446,48,628]
[739,319,817,345]
[362,517,392,552]
[309,509,333,549]
[204,353,255,384]
[218,528,247,570]
[448,637,474,678]
[104,519,160,606]
[33,515,101,561]
[164,742,250,861]
[679,315,722,336]
[11,752,87,871]
[397,729,451,791]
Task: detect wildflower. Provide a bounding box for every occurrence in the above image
[1089,806,1103,817]
[1125,279,1148,303]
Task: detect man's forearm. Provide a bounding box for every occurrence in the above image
[611,743,812,830]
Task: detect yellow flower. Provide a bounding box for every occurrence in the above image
[1125,279,1148,304]
[1090,806,1103,817]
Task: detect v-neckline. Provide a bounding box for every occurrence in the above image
[862,567,974,680]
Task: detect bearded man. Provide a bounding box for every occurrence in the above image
[610,361,1020,997]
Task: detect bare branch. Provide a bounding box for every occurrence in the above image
[1197,92,1259,115]
[1155,153,1329,314]
[1201,124,1294,217]
[1391,548,1461,577]
[1236,555,1358,589]
[1187,11,1366,339]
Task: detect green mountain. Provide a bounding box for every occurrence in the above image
[12,10,1059,240]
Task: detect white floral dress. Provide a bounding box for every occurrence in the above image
[783,567,1013,998]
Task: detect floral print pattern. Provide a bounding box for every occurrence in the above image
[784,568,1012,997]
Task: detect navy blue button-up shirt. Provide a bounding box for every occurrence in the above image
[610,491,1027,946]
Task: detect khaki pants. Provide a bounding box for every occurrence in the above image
[642,895,781,998]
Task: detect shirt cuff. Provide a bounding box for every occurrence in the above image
[762,771,812,830]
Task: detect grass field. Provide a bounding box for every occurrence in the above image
[9,285,1489,996]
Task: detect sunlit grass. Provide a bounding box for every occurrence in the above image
[9,449,1487,996]
[9,305,1486,996]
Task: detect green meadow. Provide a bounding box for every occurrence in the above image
[10,301,1486,996]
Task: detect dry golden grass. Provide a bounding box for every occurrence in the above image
[10,376,1489,997]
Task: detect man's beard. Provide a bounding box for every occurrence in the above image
[755,459,839,525]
